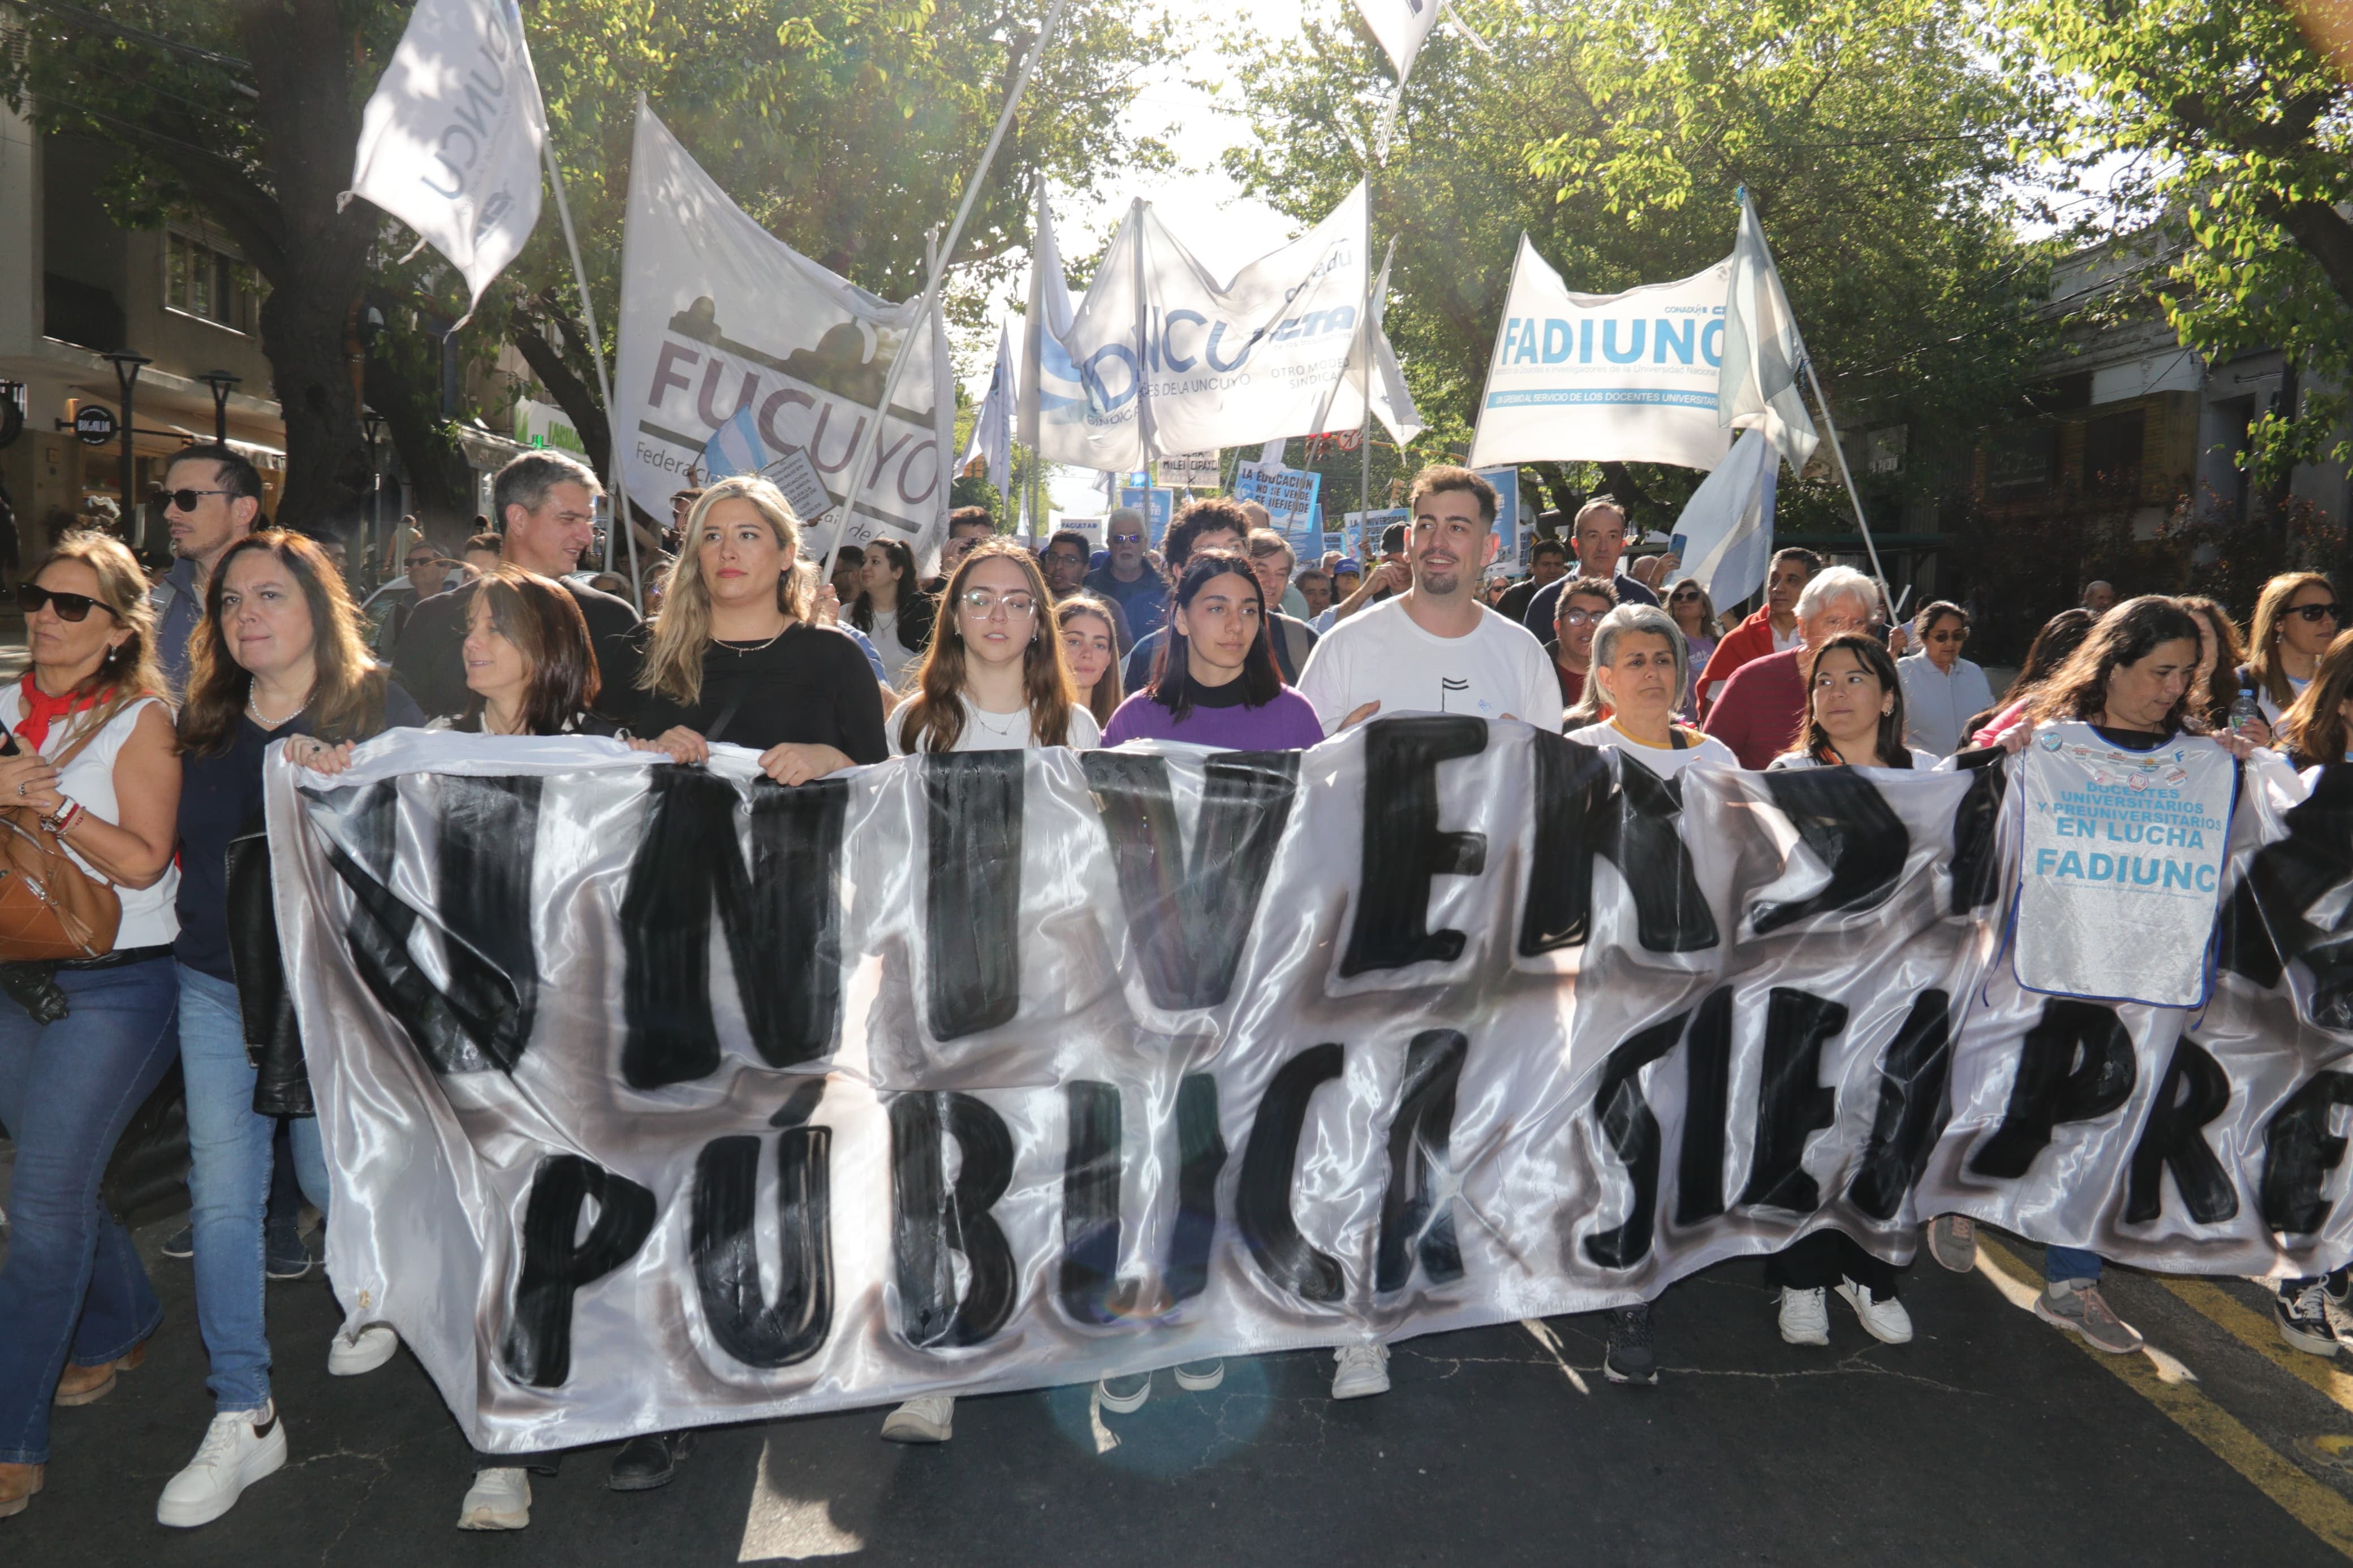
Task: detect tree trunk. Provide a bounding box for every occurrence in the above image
[363,331,477,549]
[507,297,613,476]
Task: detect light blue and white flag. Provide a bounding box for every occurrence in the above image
[1669,426,1778,610]
[1718,192,1821,475]
[699,403,766,480]
[964,325,1015,504]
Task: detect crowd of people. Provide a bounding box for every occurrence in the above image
[1,439,2346,1532]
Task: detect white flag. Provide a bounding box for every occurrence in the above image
[1033,184,1372,469]
[1468,235,1734,472]
[963,325,1015,503]
[1718,192,1821,474]
[1316,239,1424,447]
[1355,0,1446,83]
[343,0,545,316]
[1669,427,1779,611]
[613,104,954,559]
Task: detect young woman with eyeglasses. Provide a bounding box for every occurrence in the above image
[889,540,1100,757]
[2238,572,2339,727]
[1664,576,1717,711]
[1057,595,1124,729]
[1893,601,1993,756]
[0,535,183,1523]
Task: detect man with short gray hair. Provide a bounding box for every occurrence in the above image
[1701,565,1881,768]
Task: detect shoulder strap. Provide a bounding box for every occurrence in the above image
[1669,726,1691,750]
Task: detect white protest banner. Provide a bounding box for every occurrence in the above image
[344,0,545,317]
[1468,235,1733,473]
[2014,723,2236,1007]
[1057,514,1105,552]
[268,727,2353,1454]
[1233,461,1322,535]
[614,105,953,555]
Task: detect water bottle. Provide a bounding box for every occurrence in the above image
[2230,686,2262,735]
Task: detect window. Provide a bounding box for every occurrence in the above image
[165,230,260,332]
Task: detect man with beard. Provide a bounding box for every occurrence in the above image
[1295,466,1561,743]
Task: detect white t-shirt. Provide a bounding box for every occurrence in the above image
[0,691,179,948]
[1767,747,1941,772]
[1294,597,1564,736]
[1567,719,1737,778]
[891,694,1102,755]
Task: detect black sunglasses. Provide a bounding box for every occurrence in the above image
[18,583,113,622]
[2291,603,2344,623]
[162,487,236,513]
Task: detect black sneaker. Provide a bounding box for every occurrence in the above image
[2326,1267,2353,1338]
[161,1226,194,1260]
[2278,1278,2340,1358]
[1605,1303,1658,1385]
[607,1430,695,1492]
[265,1226,312,1281]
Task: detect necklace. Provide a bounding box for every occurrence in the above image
[247,685,309,728]
[712,623,789,655]
[968,702,1025,737]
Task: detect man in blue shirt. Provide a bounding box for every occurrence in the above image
[1520,495,1659,637]
[148,445,262,692]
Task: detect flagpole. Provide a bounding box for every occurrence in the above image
[1802,358,1890,608]
[811,0,1072,576]
[538,139,641,608]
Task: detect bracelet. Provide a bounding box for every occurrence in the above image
[41,800,83,836]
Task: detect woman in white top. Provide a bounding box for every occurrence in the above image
[889,540,1101,757]
[849,535,936,692]
[1557,603,1728,1391]
[1564,602,1737,778]
[1893,601,1994,756]
[1774,633,1941,772]
[0,532,181,1520]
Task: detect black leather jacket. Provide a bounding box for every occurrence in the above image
[225,808,311,1117]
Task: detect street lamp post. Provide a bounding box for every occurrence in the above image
[197,369,240,444]
[101,350,151,550]
[361,408,386,587]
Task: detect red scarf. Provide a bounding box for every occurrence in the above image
[15,671,107,751]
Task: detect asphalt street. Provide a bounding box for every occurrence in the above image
[3,1191,2352,1567]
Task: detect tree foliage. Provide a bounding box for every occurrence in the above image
[1221,0,2052,533]
[1996,0,2353,483]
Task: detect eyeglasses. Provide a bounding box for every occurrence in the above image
[17,583,113,622]
[1561,608,1605,627]
[1047,551,1087,567]
[2291,603,2344,623]
[1109,532,1144,545]
[405,554,438,569]
[1927,628,1969,643]
[1670,589,1701,602]
[958,589,1037,617]
[163,487,235,513]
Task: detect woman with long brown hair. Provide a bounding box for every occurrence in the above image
[628,477,887,784]
[2278,629,2353,768]
[1057,594,1123,730]
[890,539,1099,755]
[2179,594,2255,735]
[2238,571,2339,725]
[160,531,422,1529]
[1964,607,2096,748]
[0,534,182,1522]
[848,534,935,690]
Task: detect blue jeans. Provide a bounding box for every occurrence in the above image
[0,957,179,1465]
[179,963,329,1414]
[2045,1245,2102,1286]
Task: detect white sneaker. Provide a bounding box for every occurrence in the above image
[1778,1287,1830,1346]
[1836,1277,1914,1345]
[156,1402,289,1527]
[880,1394,954,1443]
[327,1324,399,1376]
[1331,1344,1390,1399]
[458,1467,531,1531]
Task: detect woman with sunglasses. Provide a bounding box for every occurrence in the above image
[1893,601,1993,756]
[1057,594,1124,730]
[159,531,424,1530]
[0,536,182,1522]
[2238,572,2339,727]
[849,535,936,691]
[889,540,1100,757]
[1664,577,1718,712]
[1102,550,1322,749]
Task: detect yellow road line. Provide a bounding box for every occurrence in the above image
[1976,1237,2353,1560]
[2156,1276,2353,1420]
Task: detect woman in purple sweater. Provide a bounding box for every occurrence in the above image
[1102,550,1322,749]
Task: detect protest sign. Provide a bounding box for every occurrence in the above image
[270,729,2351,1454]
[1160,450,1223,489]
[2015,724,2236,1007]
[1118,485,1174,546]
[614,106,953,555]
[1058,515,1105,552]
[1476,466,1519,563]
[1233,461,1322,534]
[1469,236,1734,473]
[1346,508,1407,560]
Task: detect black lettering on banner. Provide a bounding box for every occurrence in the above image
[1948,762,2010,914]
[1968,999,2137,1177]
[1583,1012,1690,1269]
[924,751,1025,1039]
[2261,1071,2353,1234]
[1738,988,1848,1212]
[1674,987,1735,1225]
[1059,1081,1130,1325]
[1342,718,1488,976]
[2124,1036,2239,1224]
[1083,749,1301,1009]
[1519,737,1718,956]
[1165,1073,1227,1304]
[618,768,850,1089]
[689,1084,835,1368]
[1376,1030,1468,1293]
[1749,771,1909,934]
[2221,765,2353,1026]
[499,1154,657,1387]
[1238,1044,1346,1301]
[1847,991,1955,1221]
[321,780,532,1074]
[889,1091,1016,1346]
